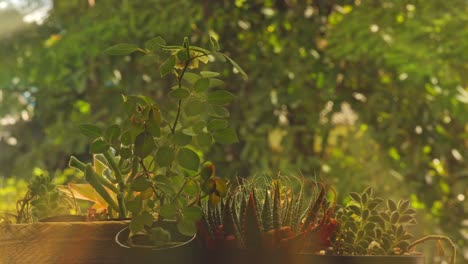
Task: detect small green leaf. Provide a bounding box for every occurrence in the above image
[139,54,159,66]
[131,176,152,192]
[194,78,210,92]
[196,133,213,146]
[209,35,220,51]
[224,54,248,80]
[182,206,203,222]
[177,49,188,61]
[208,79,225,88]
[160,56,176,77]
[208,105,230,118]
[207,119,228,132]
[184,99,206,116]
[145,36,166,52]
[399,214,414,224]
[169,88,190,99]
[387,200,398,211]
[183,72,201,84]
[90,139,110,154]
[200,71,220,78]
[160,204,178,219]
[177,217,197,236]
[105,43,139,55]
[105,124,120,145]
[212,128,238,144]
[349,192,361,204]
[173,131,192,146]
[79,124,103,138]
[207,90,236,105]
[177,148,200,171]
[126,195,142,213]
[156,146,175,167]
[134,132,155,158]
[130,211,153,233]
[151,227,171,246]
[390,211,400,224]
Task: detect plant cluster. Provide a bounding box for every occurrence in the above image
[197,178,338,253]
[331,187,417,255]
[16,174,76,223]
[67,36,246,245]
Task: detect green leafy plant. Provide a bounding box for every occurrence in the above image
[331,187,457,263]
[16,174,77,223]
[332,187,417,255]
[68,36,246,247]
[197,177,338,253]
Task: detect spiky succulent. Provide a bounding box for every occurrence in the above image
[197,179,337,253]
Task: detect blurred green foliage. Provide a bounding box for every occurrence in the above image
[0,0,466,262]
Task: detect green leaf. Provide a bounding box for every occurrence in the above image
[119,147,132,159]
[177,217,197,236]
[177,148,200,171]
[134,132,155,158]
[207,90,236,105]
[182,206,203,222]
[200,71,220,78]
[160,204,178,219]
[90,139,110,154]
[194,78,210,92]
[387,200,398,212]
[105,43,138,55]
[105,124,120,145]
[131,176,152,192]
[173,131,192,146]
[196,133,213,146]
[146,107,161,137]
[177,49,189,61]
[208,79,224,88]
[207,119,228,132]
[160,56,176,77]
[130,211,153,233]
[169,88,190,99]
[184,99,206,116]
[224,54,248,80]
[183,72,201,84]
[209,35,220,51]
[139,54,159,66]
[156,146,175,167]
[208,105,230,117]
[126,195,142,213]
[349,192,361,204]
[145,36,166,52]
[79,124,103,138]
[212,128,238,144]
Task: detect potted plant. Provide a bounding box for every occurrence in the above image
[0,173,130,263]
[196,176,338,263]
[0,35,247,263]
[196,177,456,264]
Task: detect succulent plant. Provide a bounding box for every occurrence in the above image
[197,178,338,253]
[332,187,417,255]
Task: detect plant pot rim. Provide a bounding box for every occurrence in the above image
[115,225,196,251]
[299,254,424,258]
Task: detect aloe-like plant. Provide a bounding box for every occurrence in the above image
[197,178,338,253]
[67,36,246,247]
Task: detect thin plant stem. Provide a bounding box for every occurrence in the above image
[407,235,456,264]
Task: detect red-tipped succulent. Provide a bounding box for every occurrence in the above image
[197,179,338,254]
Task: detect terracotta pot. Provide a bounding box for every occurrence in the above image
[0,220,128,264]
[199,250,425,264]
[115,220,198,263]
